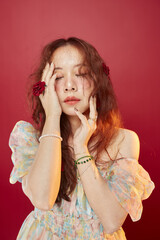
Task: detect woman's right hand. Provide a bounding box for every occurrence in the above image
[39,62,62,118]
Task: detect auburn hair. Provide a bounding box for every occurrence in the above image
[27,37,124,207]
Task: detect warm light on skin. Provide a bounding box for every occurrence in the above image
[51,45,95,118]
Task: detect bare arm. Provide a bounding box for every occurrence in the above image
[22,63,62,210]
[22,116,62,210]
[75,129,140,234]
[73,96,140,234]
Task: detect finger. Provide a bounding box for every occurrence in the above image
[88,96,97,127]
[41,63,49,82]
[94,95,97,109]
[74,108,88,126]
[89,96,96,119]
[45,63,54,84]
[94,95,98,117]
[48,72,57,91]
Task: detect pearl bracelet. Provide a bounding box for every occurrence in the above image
[39,134,63,142]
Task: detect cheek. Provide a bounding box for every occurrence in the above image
[55,84,60,92]
[76,78,93,90]
[55,82,63,95]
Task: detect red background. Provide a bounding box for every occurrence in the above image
[1,0,159,239]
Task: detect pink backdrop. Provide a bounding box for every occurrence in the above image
[1,0,159,239]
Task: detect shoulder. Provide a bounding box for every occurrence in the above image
[117,128,140,143]
[11,120,38,134]
[116,128,140,160]
[13,120,35,130]
[9,120,39,146]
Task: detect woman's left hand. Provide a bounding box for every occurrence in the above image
[73,96,98,150]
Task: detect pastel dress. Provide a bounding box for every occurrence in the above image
[9,121,155,240]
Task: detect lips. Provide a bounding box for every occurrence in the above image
[64,96,80,102]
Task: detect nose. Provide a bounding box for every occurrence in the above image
[64,76,77,93]
[64,87,76,92]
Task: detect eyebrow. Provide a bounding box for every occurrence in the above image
[54,63,86,70]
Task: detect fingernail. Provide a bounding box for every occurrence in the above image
[74,107,78,111]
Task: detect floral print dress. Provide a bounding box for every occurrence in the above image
[9,121,155,240]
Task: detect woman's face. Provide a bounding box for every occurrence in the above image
[51,45,94,117]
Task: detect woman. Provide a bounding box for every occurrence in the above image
[9,37,155,239]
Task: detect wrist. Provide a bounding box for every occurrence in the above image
[46,115,61,121]
[43,116,61,135]
[74,145,89,156]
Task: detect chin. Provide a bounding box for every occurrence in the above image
[62,105,89,116]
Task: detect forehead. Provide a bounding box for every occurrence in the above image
[51,45,85,66]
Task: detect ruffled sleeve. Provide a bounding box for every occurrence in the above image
[9,121,39,184]
[99,157,155,222]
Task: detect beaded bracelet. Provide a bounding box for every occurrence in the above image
[74,155,94,168]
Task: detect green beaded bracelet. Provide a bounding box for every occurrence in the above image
[74,155,93,168]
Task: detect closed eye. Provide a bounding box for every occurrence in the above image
[56,73,87,80]
[55,77,63,80]
[76,73,88,78]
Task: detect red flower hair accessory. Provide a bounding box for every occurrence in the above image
[33,81,46,96]
[102,62,110,76]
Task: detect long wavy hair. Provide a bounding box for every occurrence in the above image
[27,37,124,207]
